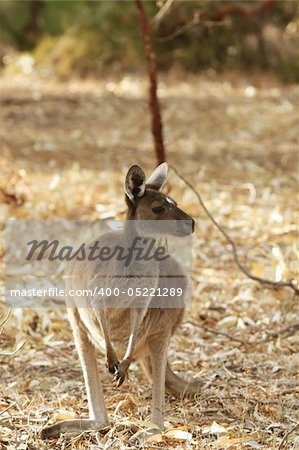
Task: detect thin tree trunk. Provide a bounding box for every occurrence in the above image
[23,0,44,49]
[136,0,166,164]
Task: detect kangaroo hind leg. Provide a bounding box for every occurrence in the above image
[42,308,109,438]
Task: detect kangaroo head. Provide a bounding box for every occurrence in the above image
[124,163,195,236]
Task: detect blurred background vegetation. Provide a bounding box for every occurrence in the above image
[0,0,298,81]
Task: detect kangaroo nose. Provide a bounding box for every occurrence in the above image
[187,219,195,233]
[191,218,195,233]
[178,219,194,235]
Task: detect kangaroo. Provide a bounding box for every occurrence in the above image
[42,163,200,440]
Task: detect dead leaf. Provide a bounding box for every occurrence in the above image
[202,421,228,435]
[212,436,257,448]
[164,428,193,441]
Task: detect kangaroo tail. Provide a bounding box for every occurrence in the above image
[141,356,201,397]
[165,361,201,397]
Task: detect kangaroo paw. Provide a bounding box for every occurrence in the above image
[112,358,131,388]
[106,352,119,374]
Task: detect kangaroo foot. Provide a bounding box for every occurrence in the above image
[41,418,109,439]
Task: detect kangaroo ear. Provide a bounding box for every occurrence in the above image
[146,162,168,191]
[125,165,146,201]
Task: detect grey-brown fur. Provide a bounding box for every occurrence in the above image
[41,163,200,441]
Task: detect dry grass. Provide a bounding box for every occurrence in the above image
[0,70,298,449]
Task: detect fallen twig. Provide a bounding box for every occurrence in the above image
[278,422,299,449]
[193,323,249,345]
[190,321,299,346]
[253,321,299,344]
[0,402,16,416]
[0,309,11,328]
[170,165,299,296]
[0,338,26,356]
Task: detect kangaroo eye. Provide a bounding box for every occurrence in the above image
[152,206,165,214]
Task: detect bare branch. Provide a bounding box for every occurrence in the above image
[170,165,299,296]
[207,0,276,22]
[158,10,201,42]
[136,0,166,164]
[153,0,175,28]
[158,0,276,42]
